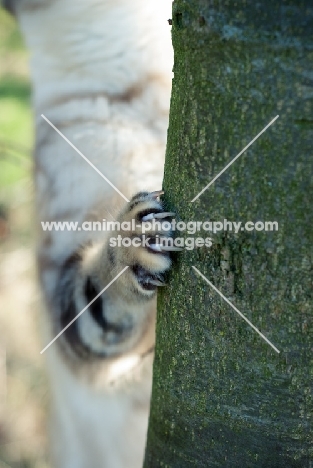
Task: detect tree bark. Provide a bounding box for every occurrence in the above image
[144,1,312,467]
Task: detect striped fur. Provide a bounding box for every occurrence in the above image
[9,0,173,466]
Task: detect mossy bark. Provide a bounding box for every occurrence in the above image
[144,1,313,467]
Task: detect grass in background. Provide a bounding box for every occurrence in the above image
[0,6,33,247]
[0,7,33,189]
[0,7,48,468]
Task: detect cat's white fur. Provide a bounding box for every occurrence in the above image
[12,0,173,466]
[46,342,154,468]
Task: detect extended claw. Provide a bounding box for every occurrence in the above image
[148,243,163,252]
[149,279,166,287]
[142,211,175,222]
[150,190,164,199]
[142,213,155,221]
[160,245,184,252]
[153,212,176,219]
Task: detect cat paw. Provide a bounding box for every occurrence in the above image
[109,191,179,295]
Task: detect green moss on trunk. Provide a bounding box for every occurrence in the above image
[144,1,313,467]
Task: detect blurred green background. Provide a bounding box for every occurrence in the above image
[0,6,33,248]
[0,7,48,468]
[0,7,32,188]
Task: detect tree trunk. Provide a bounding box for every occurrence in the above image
[144,1,312,467]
